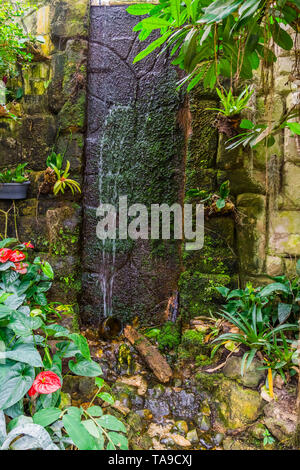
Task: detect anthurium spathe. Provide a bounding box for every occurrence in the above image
[13,262,29,274]
[24,241,34,249]
[0,248,13,263]
[28,371,61,397]
[10,250,26,263]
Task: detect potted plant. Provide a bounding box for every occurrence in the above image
[0,163,30,199]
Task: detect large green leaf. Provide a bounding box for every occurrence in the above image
[0,262,15,272]
[69,333,91,361]
[68,356,102,377]
[107,431,128,450]
[0,239,17,249]
[199,0,243,24]
[7,311,43,336]
[4,293,26,309]
[86,406,103,417]
[126,4,154,15]
[40,261,54,280]
[42,324,70,338]
[33,407,61,427]
[278,303,292,324]
[271,22,293,51]
[62,414,97,450]
[0,342,43,367]
[1,422,59,450]
[259,282,290,298]
[133,31,172,63]
[0,305,13,320]
[96,415,126,433]
[0,361,34,410]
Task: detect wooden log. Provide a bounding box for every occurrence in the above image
[124,326,172,383]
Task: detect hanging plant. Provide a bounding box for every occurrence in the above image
[0,163,30,200]
[206,86,254,137]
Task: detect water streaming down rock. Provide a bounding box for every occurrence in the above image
[82,5,186,325]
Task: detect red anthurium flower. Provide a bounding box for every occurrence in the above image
[0,248,12,263]
[10,250,26,263]
[28,371,61,397]
[24,241,34,249]
[13,262,29,274]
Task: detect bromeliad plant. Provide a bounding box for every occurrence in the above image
[211,307,298,374]
[207,86,254,137]
[0,238,127,450]
[207,87,254,118]
[40,151,81,196]
[213,268,300,383]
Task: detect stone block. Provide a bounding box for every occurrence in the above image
[236,193,266,274]
[269,211,300,255]
[279,162,300,209]
[50,0,89,40]
[266,256,284,276]
[218,168,265,196]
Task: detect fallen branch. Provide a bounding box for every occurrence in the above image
[124,326,173,383]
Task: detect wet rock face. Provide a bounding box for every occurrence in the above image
[145,387,200,421]
[82,5,186,325]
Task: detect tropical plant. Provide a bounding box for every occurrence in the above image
[0,1,43,78]
[43,151,81,196]
[52,160,81,196]
[0,238,127,450]
[186,180,232,210]
[0,163,29,183]
[211,308,298,376]
[216,273,300,327]
[207,86,254,117]
[226,108,300,150]
[214,269,300,381]
[127,0,298,91]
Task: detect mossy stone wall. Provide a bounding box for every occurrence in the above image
[82,4,186,325]
[0,0,89,304]
[0,2,298,324]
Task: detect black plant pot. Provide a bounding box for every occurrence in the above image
[0,181,30,200]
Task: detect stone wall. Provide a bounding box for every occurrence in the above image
[0,0,89,305]
[0,1,299,325]
[82,4,186,324]
[179,36,299,318]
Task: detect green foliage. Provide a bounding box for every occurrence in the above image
[127,0,298,91]
[52,160,81,196]
[0,163,29,183]
[186,180,231,210]
[0,1,42,77]
[263,428,275,447]
[181,329,206,352]
[207,86,254,117]
[0,238,127,450]
[45,150,81,196]
[46,151,63,172]
[213,274,300,380]
[145,321,181,352]
[0,411,59,449]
